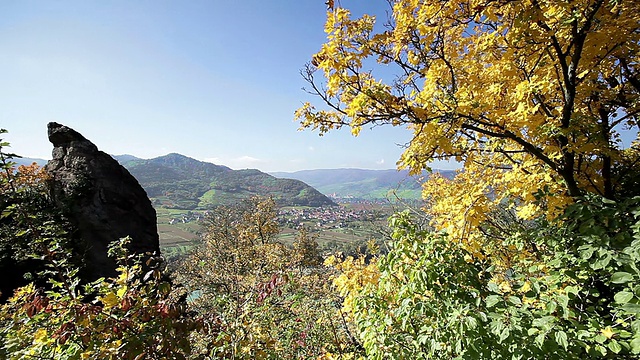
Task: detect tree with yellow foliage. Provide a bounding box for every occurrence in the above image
[297,0,640,240]
[299,1,640,358]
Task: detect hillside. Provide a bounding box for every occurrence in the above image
[271,168,456,199]
[112,154,142,165]
[13,157,48,167]
[121,153,336,209]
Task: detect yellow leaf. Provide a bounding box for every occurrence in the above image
[33,328,48,343]
[601,327,615,339]
[116,286,128,299]
[101,291,119,308]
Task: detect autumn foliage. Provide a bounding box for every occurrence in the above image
[297,0,640,243]
[298,0,640,358]
[0,138,357,358]
[174,196,357,358]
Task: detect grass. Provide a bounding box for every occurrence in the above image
[198,189,217,207]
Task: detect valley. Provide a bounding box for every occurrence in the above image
[20,153,432,256]
[109,152,435,256]
[155,201,399,260]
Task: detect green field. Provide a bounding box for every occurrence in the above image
[277,227,371,246]
[155,208,202,251]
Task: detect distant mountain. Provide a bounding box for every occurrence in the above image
[271,168,456,199]
[121,153,336,209]
[12,157,48,167]
[11,155,138,168]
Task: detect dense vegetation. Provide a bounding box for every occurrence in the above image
[0,139,357,358]
[1,0,640,359]
[296,0,640,358]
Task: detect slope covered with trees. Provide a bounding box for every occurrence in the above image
[272,168,455,199]
[122,153,336,209]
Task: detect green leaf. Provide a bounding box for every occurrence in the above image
[612,272,635,284]
[0,209,12,219]
[608,340,622,354]
[486,295,501,308]
[499,326,510,342]
[15,229,30,237]
[507,296,522,306]
[557,294,569,309]
[614,290,634,304]
[579,246,596,260]
[592,255,611,270]
[532,316,556,329]
[555,330,568,350]
[478,311,488,322]
[487,282,500,293]
[618,330,633,339]
[564,285,579,295]
[417,334,429,345]
[631,337,640,354]
[622,303,640,314]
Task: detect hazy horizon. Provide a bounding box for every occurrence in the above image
[13,151,459,173]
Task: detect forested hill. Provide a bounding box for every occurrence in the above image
[119,153,336,209]
[13,157,48,167]
[271,168,456,199]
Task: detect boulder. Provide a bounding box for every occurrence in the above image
[45,122,159,280]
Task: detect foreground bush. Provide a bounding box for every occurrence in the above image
[175,196,360,359]
[330,197,640,359]
[0,237,198,359]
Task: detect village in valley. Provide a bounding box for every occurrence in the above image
[277,205,387,230]
[163,202,391,233]
[157,200,400,257]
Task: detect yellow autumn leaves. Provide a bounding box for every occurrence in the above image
[324,255,379,317]
[298,0,640,267]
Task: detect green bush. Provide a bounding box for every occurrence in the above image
[335,196,640,359]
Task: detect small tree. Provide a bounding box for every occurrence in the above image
[292,226,322,268]
[175,196,357,358]
[0,237,198,359]
[0,130,75,301]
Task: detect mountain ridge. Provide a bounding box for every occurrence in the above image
[120,153,336,209]
[271,168,456,199]
[10,153,455,202]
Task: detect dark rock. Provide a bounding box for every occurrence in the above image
[45,122,159,280]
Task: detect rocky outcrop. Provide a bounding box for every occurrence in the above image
[45,122,159,280]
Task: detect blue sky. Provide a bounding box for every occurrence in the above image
[0,0,422,172]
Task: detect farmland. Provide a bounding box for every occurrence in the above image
[156,201,401,258]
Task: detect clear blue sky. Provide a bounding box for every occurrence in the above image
[0,0,425,172]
